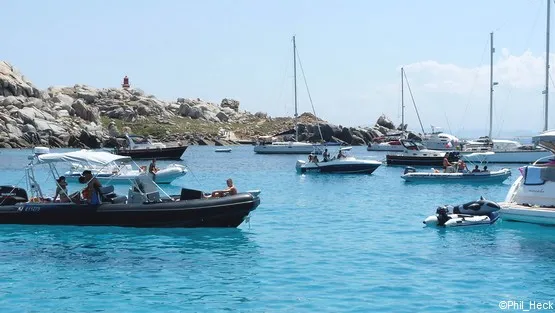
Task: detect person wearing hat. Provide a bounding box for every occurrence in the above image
[53,176,70,203]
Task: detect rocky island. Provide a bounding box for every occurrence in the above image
[0,61,418,149]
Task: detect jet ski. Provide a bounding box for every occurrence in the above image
[423,197,501,227]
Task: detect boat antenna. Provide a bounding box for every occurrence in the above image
[544,0,551,132]
[403,70,426,134]
[293,35,299,142]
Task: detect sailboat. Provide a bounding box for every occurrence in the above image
[462,32,553,164]
[254,36,324,155]
[368,68,460,152]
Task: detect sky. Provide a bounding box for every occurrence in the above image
[2,0,555,138]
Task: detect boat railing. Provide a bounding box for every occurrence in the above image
[533,154,555,165]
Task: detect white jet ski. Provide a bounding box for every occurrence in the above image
[423,197,501,227]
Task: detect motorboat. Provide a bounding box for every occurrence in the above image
[401,165,511,183]
[114,133,188,160]
[421,127,461,151]
[0,148,260,228]
[63,155,187,184]
[295,147,381,174]
[215,148,232,153]
[499,130,555,225]
[423,198,501,227]
[367,139,404,152]
[386,139,460,166]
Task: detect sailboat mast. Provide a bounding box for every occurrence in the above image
[545,0,551,132]
[293,35,299,141]
[489,32,494,139]
[401,67,405,129]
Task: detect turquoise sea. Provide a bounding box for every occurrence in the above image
[0,146,554,312]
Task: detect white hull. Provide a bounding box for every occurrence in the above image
[500,204,555,225]
[65,165,187,184]
[254,142,323,154]
[462,150,552,163]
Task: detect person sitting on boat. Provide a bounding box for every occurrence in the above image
[308,154,314,162]
[312,155,320,163]
[472,165,481,173]
[337,150,346,159]
[53,176,70,203]
[81,170,102,205]
[457,160,468,173]
[210,178,238,198]
[323,149,330,162]
[482,165,489,172]
[442,156,452,173]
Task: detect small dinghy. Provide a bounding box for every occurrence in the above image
[423,198,501,227]
[402,166,511,183]
[215,148,232,153]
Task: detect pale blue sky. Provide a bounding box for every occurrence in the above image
[3,0,554,137]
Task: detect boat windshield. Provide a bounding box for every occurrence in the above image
[130,136,150,144]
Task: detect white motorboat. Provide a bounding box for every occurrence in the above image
[295,148,381,174]
[423,198,501,227]
[500,131,555,225]
[367,140,405,152]
[62,152,187,184]
[421,126,461,151]
[215,148,232,153]
[401,165,511,183]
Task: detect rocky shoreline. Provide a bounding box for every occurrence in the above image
[0,61,420,149]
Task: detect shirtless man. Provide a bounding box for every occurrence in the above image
[211,178,238,198]
[82,170,102,204]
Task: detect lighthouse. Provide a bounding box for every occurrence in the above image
[122,75,130,89]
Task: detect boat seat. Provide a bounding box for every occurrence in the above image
[99,185,127,204]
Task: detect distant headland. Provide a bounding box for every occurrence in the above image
[0,61,419,149]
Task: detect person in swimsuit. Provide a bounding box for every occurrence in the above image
[210,178,238,198]
[81,170,102,204]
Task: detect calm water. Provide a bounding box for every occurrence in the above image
[0,146,554,312]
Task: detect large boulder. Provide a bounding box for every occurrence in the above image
[0,61,41,98]
[220,98,240,112]
[376,114,395,130]
[72,99,99,122]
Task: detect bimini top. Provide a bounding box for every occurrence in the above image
[533,130,555,153]
[37,150,132,165]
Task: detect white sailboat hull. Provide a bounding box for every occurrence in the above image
[462,150,553,164]
[254,142,323,154]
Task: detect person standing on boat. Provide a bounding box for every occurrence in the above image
[148,159,158,182]
[82,170,102,205]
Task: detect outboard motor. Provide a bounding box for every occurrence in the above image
[436,206,451,226]
[0,186,28,206]
[404,167,416,175]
